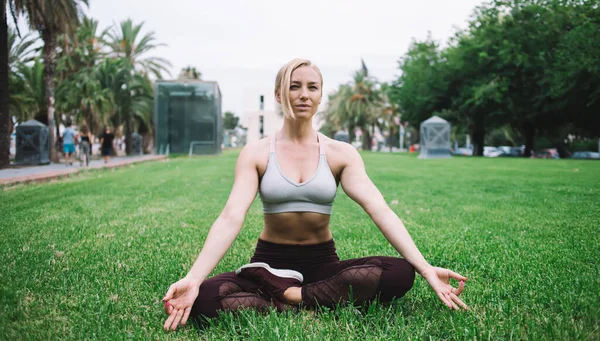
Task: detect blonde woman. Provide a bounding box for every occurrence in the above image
[162,59,468,331]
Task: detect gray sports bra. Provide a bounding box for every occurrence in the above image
[259,132,338,215]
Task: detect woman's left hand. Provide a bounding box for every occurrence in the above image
[420,266,469,310]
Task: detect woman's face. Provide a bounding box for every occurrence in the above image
[281,66,322,119]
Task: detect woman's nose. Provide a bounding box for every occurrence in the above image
[300,87,309,98]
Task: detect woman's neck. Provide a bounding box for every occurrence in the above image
[280,118,317,144]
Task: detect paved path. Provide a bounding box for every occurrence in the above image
[0,155,166,186]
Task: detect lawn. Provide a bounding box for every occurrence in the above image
[0,150,598,340]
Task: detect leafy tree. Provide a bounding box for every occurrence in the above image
[442,8,508,156]
[178,66,201,80]
[223,111,239,130]
[550,1,600,139]
[388,36,449,130]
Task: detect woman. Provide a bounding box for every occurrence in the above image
[162,59,468,331]
[78,124,92,167]
[100,127,115,164]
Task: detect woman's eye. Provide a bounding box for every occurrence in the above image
[310,86,318,90]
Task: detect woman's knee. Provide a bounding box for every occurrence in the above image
[377,257,416,302]
[191,280,225,319]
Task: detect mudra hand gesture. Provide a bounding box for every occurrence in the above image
[420,266,469,310]
[162,277,201,331]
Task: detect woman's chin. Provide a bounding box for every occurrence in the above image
[292,111,315,120]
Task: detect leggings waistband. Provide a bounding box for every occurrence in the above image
[250,238,340,271]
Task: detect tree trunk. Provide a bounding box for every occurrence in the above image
[42,30,59,163]
[142,132,152,154]
[523,121,535,157]
[472,129,485,156]
[361,126,372,151]
[348,124,355,146]
[125,116,132,155]
[471,115,485,156]
[0,3,9,168]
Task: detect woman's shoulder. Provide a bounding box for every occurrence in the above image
[320,134,358,155]
[239,136,270,162]
[320,134,362,168]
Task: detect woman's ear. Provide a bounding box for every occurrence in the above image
[275,91,281,104]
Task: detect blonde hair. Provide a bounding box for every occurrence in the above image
[275,59,323,119]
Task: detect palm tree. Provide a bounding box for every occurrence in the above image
[326,84,355,141]
[326,68,383,150]
[107,19,171,79]
[12,58,45,123]
[130,75,154,153]
[56,16,112,135]
[8,26,37,69]
[58,16,108,72]
[5,0,89,163]
[107,19,170,154]
[56,65,113,135]
[7,26,39,138]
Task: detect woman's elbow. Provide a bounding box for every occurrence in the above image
[219,207,246,226]
[365,202,393,220]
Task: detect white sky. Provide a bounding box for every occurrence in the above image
[13,0,486,119]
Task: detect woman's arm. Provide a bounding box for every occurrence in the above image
[184,144,260,284]
[337,144,468,310]
[162,144,261,330]
[338,145,431,273]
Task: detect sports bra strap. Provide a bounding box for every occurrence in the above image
[318,133,325,155]
[269,133,276,153]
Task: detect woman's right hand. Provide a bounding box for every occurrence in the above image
[162,277,202,331]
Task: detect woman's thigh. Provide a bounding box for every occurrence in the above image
[191,272,261,319]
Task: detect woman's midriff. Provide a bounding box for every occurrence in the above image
[260,212,333,245]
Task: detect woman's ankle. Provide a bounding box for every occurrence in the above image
[283,287,302,304]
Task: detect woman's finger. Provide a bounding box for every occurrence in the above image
[449,293,469,310]
[448,270,468,281]
[171,308,185,331]
[163,301,172,315]
[181,307,192,325]
[163,285,176,301]
[164,309,178,331]
[436,292,453,309]
[451,281,465,296]
[444,293,460,310]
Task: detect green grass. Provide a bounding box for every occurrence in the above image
[0,151,599,340]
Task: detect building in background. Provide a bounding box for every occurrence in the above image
[154,80,223,155]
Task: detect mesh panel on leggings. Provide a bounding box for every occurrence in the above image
[218,282,296,313]
[220,292,272,312]
[218,282,243,296]
[302,263,383,308]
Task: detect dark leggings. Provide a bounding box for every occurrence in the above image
[191,239,415,320]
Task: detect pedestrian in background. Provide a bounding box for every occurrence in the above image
[62,120,76,166]
[100,127,115,164]
[78,124,92,167]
